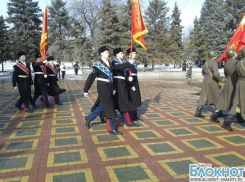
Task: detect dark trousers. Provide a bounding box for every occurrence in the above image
[62,71,65,79]
[75,69,78,76]
[87,105,116,131]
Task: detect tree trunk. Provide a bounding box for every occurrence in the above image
[152,62,155,70]
[1,60,3,72]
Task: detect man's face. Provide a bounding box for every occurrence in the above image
[132,52,137,59]
[101,50,109,60]
[19,55,26,62]
[36,57,42,62]
[116,52,124,60]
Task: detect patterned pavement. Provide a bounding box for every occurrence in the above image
[0,78,245,182]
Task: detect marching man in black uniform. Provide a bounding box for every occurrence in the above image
[45,56,66,105]
[112,48,138,127]
[83,46,134,135]
[32,54,52,108]
[12,51,33,113]
[126,48,143,121]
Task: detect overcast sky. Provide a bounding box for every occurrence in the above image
[0,0,205,35]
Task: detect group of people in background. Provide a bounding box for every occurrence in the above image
[83,46,143,135]
[12,51,66,113]
[195,48,245,131]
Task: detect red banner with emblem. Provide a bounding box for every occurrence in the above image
[219,15,245,62]
[131,0,148,50]
[40,7,48,61]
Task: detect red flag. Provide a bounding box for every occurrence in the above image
[219,15,245,62]
[131,0,148,50]
[40,7,48,61]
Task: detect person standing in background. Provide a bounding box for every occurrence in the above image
[61,64,66,79]
[73,62,80,76]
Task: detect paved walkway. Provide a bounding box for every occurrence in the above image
[0,79,245,182]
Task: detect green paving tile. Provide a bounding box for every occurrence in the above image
[182,118,204,124]
[0,116,13,121]
[168,128,192,135]
[220,136,245,145]
[158,107,175,111]
[232,123,245,130]
[21,121,41,127]
[97,135,120,142]
[54,152,81,164]
[154,120,176,126]
[135,131,159,138]
[114,166,149,181]
[188,139,216,149]
[166,160,193,175]
[0,157,27,170]
[55,138,78,146]
[53,173,86,182]
[0,110,18,115]
[90,124,107,131]
[198,125,227,133]
[55,108,71,112]
[144,113,162,118]
[0,123,9,129]
[169,112,188,117]
[104,147,131,158]
[148,143,177,153]
[24,114,43,120]
[181,106,195,110]
[213,154,245,167]
[15,130,37,137]
[7,141,33,151]
[56,127,75,134]
[55,119,74,125]
[56,113,73,118]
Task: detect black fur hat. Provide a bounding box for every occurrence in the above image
[35,54,42,59]
[17,51,26,58]
[98,46,109,54]
[126,47,136,55]
[47,56,54,61]
[113,48,123,56]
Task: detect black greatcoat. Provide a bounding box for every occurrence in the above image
[32,61,48,96]
[46,64,66,96]
[12,62,33,104]
[112,58,135,112]
[84,59,132,118]
[126,63,142,107]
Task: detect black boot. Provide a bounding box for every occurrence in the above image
[195,106,205,118]
[99,115,106,123]
[109,130,123,135]
[222,114,236,131]
[210,112,220,123]
[85,116,91,129]
[236,113,245,123]
[217,110,226,117]
[127,123,139,127]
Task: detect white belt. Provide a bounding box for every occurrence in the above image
[48,74,56,76]
[132,73,137,76]
[18,75,28,78]
[35,72,44,74]
[114,76,125,80]
[97,78,112,82]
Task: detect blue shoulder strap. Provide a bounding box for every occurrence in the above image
[94,62,113,81]
[127,58,137,69]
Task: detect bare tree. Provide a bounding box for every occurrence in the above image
[68,0,102,47]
